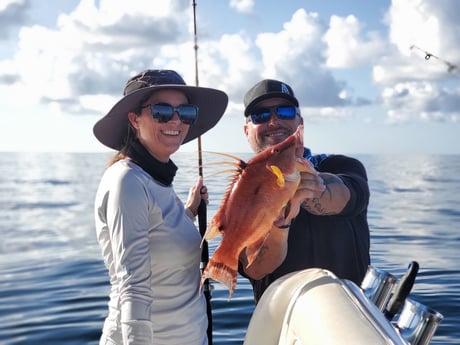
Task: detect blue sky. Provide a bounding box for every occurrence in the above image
[0,0,459,154]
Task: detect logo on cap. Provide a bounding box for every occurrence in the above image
[281,83,290,95]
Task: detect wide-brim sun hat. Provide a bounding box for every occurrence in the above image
[93,69,228,150]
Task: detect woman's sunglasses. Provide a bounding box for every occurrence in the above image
[141,103,198,125]
[249,106,298,124]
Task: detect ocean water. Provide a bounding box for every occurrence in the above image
[0,151,459,344]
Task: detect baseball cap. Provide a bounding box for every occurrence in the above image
[244,79,299,116]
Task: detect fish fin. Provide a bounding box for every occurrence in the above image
[201,160,241,168]
[245,233,270,268]
[268,165,285,187]
[201,151,249,180]
[204,151,248,165]
[200,163,245,248]
[203,161,246,244]
[204,168,239,180]
[202,222,223,243]
[201,255,238,299]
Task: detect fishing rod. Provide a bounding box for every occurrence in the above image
[410,45,459,73]
[192,1,213,344]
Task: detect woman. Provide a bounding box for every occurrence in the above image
[93,69,228,345]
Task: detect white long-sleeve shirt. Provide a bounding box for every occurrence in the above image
[94,159,207,345]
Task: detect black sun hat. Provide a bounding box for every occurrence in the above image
[93,69,228,150]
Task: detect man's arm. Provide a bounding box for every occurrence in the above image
[301,172,350,215]
[300,155,369,216]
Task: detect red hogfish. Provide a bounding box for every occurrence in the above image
[200,125,314,297]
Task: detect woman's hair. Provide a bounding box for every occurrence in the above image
[107,116,141,168]
[106,123,135,166]
[106,92,154,167]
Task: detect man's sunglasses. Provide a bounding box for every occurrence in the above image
[249,106,298,124]
[141,103,198,125]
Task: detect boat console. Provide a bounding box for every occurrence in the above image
[244,265,443,345]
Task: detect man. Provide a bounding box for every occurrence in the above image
[238,79,370,303]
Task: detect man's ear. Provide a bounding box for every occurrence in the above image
[243,122,249,137]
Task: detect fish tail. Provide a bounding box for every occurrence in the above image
[201,255,237,299]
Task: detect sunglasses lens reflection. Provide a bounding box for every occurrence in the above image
[150,104,198,125]
[250,106,296,124]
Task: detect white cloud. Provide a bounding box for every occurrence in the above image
[214,33,258,102]
[383,0,460,78]
[229,0,253,14]
[0,0,22,11]
[252,9,352,108]
[372,0,460,123]
[382,81,460,123]
[1,0,196,116]
[387,0,441,55]
[256,9,324,75]
[301,106,351,122]
[324,15,387,68]
[1,0,460,153]
[0,0,28,39]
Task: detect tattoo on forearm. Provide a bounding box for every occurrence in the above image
[307,197,325,214]
[302,197,330,214]
[302,180,336,215]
